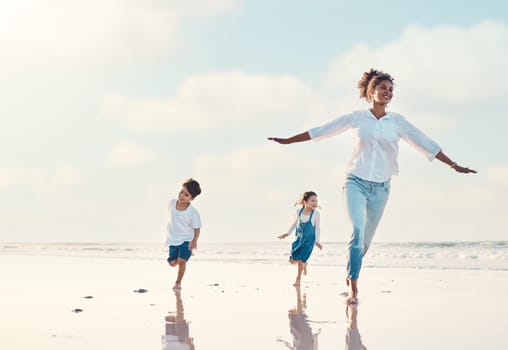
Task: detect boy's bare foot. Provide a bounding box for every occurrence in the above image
[340,291,358,305]
[172,282,182,290]
[345,295,359,305]
[293,278,301,286]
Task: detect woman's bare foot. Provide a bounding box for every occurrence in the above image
[345,278,358,304]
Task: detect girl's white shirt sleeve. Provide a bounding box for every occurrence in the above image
[286,213,297,236]
[313,211,321,243]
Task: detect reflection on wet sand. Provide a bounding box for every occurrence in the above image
[277,286,320,350]
[162,290,195,350]
[346,304,367,350]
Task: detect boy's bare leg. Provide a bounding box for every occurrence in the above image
[293,261,303,286]
[173,258,187,290]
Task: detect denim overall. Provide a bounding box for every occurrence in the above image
[290,208,316,263]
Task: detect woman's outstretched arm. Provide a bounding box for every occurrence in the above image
[267,132,311,145]
[435,151,477,174]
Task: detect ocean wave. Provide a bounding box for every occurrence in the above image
[2,241,507,271]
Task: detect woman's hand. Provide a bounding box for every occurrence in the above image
[451,163,477,174]
[436,152,477,174]
[267,132,311,144]
[268,137,290,144]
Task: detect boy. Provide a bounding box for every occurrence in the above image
[166,178,202,290]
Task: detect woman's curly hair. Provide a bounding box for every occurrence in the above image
[357,68,394,102]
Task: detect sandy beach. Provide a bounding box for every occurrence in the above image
[1,248,507,349]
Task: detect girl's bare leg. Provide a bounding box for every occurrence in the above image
[294,261,304,286]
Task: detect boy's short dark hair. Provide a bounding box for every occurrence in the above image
[183,178,201,199]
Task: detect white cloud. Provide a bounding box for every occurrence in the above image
[103,22,508,135]
[103,71,326,132]
[0,0,238,70]
[0,165,80,194]
[50,165,82,191]
[107,141,154,167]
[487,165,508,187]
[325,21,508,127]
[168,0,239,16]
[3,19,506,243]
[0,168,18,191]
[192,143,345,241]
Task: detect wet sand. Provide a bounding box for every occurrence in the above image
[1,254,507,349]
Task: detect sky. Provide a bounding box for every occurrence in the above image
[1,0,507,243]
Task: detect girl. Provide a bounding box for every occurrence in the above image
[269,68,476,304]
[278,191,323,286]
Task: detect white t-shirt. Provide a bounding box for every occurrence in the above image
[287,209,321,243]
[308,110,442,182]
[165,199,201,246]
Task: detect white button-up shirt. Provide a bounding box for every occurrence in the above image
[308,110,442,182]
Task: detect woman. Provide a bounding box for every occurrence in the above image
[268,68,476,304]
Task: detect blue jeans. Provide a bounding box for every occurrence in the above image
[343,174,390,279]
